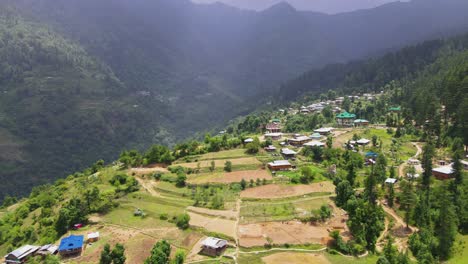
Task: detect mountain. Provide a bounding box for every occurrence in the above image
[1,0,468,199]
[192,0,404,14]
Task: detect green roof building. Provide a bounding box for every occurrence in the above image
[389,106,401,112]
[336,111,356,126]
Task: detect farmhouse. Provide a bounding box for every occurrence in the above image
[264,145,277,152]
[314,127,333,135]
[265,122,282,133]
[356,138,371,145]
[385,178,398,184]
[36,244,58,257]
[432,165,454,180]
[264,132,282,140]
[336,112,356,126]
[87,232,100,243]
[5,245,40,264]
[58,235,84,257]
[288,136,311,146]
[303,141,325,148]
[310,133,322,140]
[354,119,369,127]
[268,160,292,171]
[281,148,297,159]
[201,237,227,256]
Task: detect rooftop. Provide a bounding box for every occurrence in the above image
[281,148,297,155]
[303,141,325,147]
[202,237,227,249]
[310,133,322,139]
[59,235,84,251]
[432,166,454,175]
[268,160,292,166]
[354,119,369,123]
[7,245,40,260]
[289,136,310,142]
[385,178,398,184]
[336,111,356,119]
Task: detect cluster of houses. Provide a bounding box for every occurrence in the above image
[4,232,99,263]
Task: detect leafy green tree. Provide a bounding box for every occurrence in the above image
[145,240,171,264]
[172,250,185,264]
[224,161,232,172]
[319,205,331,221]
[300,166,315,184]
[176,172,186,187]
[335,180,354,208]
[326,136,333,148]
[346,164,356,187]
[176,213,190,230]
[111,243,126,264]
[240,179,247,190]
[99,244,112,264]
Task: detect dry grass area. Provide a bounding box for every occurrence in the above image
[188,212,237,238]
[240,182,335,199]
[187,206,237,220]
[238,221,329,247]
[262,252,331,264]
[129,166,169,175]
[188,169,272,184]
[177,157,261,169]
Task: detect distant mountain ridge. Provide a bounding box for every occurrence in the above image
[1,0,468,198]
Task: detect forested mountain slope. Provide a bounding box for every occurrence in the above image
[274,33,468,145]
[1,0,468,199]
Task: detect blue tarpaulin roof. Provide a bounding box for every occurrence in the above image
[59,235,84,251]
[365,151,378,157]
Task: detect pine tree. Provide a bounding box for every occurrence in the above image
[436,186,457,260]
[99,244,112,264]
[399,180,416,228]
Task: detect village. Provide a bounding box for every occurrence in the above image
[2,92,467,264]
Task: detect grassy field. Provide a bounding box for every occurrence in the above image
[449,234,468,264]
[241,196,332,223]
[175,149,251,163]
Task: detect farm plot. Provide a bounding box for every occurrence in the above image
[240,182,335,199]
[238,221,329,247]
[129,166,168,175]
[188,169,272,184]
[177,157,261,169]
[188,212,237,239]
[262,252,331,264]
[241,196,332,223]
[187,206,237,220]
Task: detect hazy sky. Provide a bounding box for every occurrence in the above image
[192,0,408,14]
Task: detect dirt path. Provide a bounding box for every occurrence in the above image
[234,199,241,264]
[398,142,422,177]
[135,177,161,197]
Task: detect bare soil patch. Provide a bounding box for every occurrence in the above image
[187,206,237,220]
[262,252,331,264]
[240,182,335,199]
[238,221,329,247]
[178,157,260,168]
[188,212,237,238]
[129,166,168,175]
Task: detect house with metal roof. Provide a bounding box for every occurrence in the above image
[354,119,369,127]
[201,237,227,256]
[310,133,322,140]
[5,245,39,264]
[288,136,311,146]
[268,160,292,171]
[36,244,58,257]
[303,141,325,148]
[432,165,454,180]
[5,245,40,264]
[356,138,370,145]
[389,106,401,112]
[58,235,84,257]
[281,148,297,158]
[336,112,356,126]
